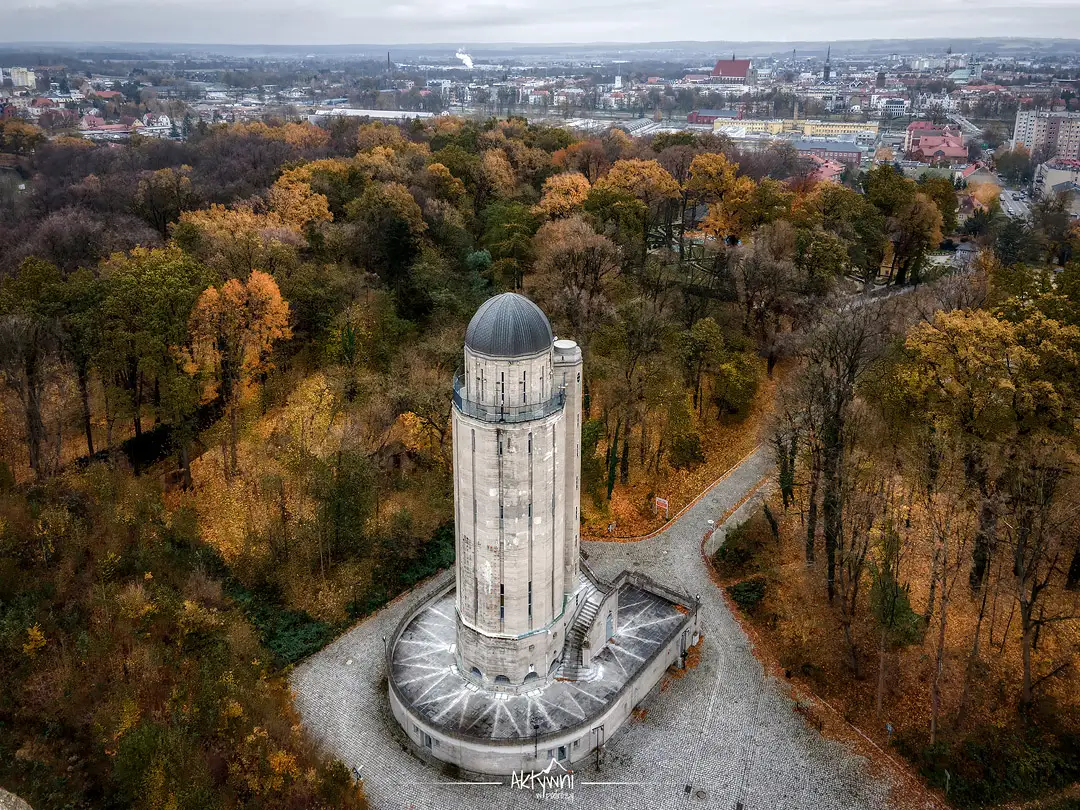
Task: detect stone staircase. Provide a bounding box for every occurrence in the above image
[556,574,604,681]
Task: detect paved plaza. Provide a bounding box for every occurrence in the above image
[290,447,896,810]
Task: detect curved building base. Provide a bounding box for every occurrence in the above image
[387,565,700,775]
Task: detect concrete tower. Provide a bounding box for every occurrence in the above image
[451,293,583,688]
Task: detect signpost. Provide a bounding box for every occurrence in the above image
[655,496,669,519]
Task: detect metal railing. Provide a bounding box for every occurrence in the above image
[452,373,564,424]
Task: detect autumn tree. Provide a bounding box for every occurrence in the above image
[134,165,200,239]
[189,270,292,476]
[534,172,591,219]
[531,214,619,341]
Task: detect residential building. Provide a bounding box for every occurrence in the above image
[7,68,36,88]
[1035,158,1080,199]
[1012,110,1080,159]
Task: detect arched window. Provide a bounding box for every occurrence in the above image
[524,671,539,683]
[470,667,483,681]
[494,675,511,685]
[549,658,560,675]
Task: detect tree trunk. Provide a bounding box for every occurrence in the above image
[1019,599,1034,708]
[822,430,843,601]
[1066,538,1080,591]
[179,441,192,490]
[806,447,821,565]
[77,364,94,457]
[606,418,620,500]
[875,628,887,716]
[619,427,630,486]
[930,582,949,746]
[229,402,239,475]
[23,356,45,479]
[924,542,942,623]
[970,493,996,590]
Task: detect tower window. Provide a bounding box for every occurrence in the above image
[528,581,532,618]
[528,502,532,518]
[500,372,505,405]
[521,371,527,404]
[500,584,505,620]
[528,433,532,455]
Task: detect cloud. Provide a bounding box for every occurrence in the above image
[4,0,1079,44]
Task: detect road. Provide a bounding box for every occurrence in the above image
[999,192,1032,220]
[290,447,899,810]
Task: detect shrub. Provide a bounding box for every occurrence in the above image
[712,512,770,577]
[894,724,1080,808]
[670,431,705,470]
[727,576,767,614]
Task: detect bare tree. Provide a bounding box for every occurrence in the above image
[0,314,60,478]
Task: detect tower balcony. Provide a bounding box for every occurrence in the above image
[452,372,564,424]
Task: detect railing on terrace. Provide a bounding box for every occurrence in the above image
[452,372,565,424]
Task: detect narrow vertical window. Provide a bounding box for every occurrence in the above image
[528,581,533,619]
[500,371,505,406]
[528,433,532,455]
[521,371,527,404]
[500,584,505,620]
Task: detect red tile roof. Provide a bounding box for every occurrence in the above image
[712,59,751,79]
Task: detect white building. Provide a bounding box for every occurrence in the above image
[8,68,36,89]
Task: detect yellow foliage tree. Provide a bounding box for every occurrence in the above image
[267,175,332,230]
[189,271,292,476]
[22,623,46,658]
[534,172,591,219]
[479,149,518,200]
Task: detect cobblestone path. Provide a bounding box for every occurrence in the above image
[290,447,894,810]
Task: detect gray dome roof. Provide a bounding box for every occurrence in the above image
[465,293,553,357]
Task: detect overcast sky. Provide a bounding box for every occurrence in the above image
[5,0,1080,46]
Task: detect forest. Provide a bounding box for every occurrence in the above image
[0,110,1077,809]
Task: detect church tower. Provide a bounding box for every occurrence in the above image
[451,293,583,688]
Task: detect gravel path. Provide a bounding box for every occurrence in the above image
[290,446,894,810]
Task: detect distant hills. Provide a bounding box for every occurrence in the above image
[1,38,1079,62]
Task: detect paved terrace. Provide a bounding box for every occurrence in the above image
[290,447,895,809]
[391,584,685,738]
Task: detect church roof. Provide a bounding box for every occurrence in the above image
[465,292,553,357]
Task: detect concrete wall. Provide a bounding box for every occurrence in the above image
[553,339,582,600]
[462,345,554,408]
[453,338,582,686]
[582,586,620,667]
[390,596,700,776]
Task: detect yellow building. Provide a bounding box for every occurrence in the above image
[714,118,878,137]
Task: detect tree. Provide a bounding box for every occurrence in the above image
[794,303,892,600]
[481,201,538,290]
[0,314,59,478]
[134,165,199,239]
[530,215,619,354]
[534,172,591,219]
[189,270,292,476]
[901,309,1080,590]
[918,175,959,236]
[98,246,209,472]
[595,158,679,265]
